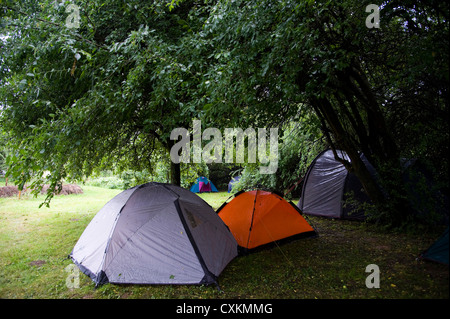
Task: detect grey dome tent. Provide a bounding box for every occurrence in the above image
[70,182,238,286]
[297,149,376,220]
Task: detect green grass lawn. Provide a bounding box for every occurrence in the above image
[0,185,448,299]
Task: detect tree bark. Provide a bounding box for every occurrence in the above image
[170,161,181,186]
[166,139,181,186]
[311,96,387,205]
[310,86,411,226]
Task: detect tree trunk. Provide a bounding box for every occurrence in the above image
[311,91,411,227]
[339,147,386,205]
[166,138,181,186]
[170,161,181,186]
[311,97,387,205]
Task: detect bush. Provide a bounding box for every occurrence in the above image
[40,184,83,195]
[85,176,127,190]
[0,184,83,198]
[0,186,21,198]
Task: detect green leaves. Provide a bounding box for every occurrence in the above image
[1,0,447,214]
[0,0,219,198]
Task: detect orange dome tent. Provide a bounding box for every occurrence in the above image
[217,190,316,253]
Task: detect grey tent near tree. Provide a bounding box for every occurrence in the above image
[298,149,449,223]
[297,149,377,220]
[70,182,238,286]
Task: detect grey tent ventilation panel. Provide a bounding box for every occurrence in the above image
[70,182,238,286]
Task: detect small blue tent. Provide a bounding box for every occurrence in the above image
[228,176,241,193]
[190,176,218,193]
[420,227,449,265]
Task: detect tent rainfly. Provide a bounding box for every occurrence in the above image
[217,190,316,253]
[70,182,238,286]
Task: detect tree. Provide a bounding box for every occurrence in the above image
[1,0,448,229]
[0,0,213,204]
[0,130,8,173]
[201,0,449,227]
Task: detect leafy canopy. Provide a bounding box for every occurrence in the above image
[0,0,214,204]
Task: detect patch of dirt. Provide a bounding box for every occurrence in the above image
[29,260,47,267]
